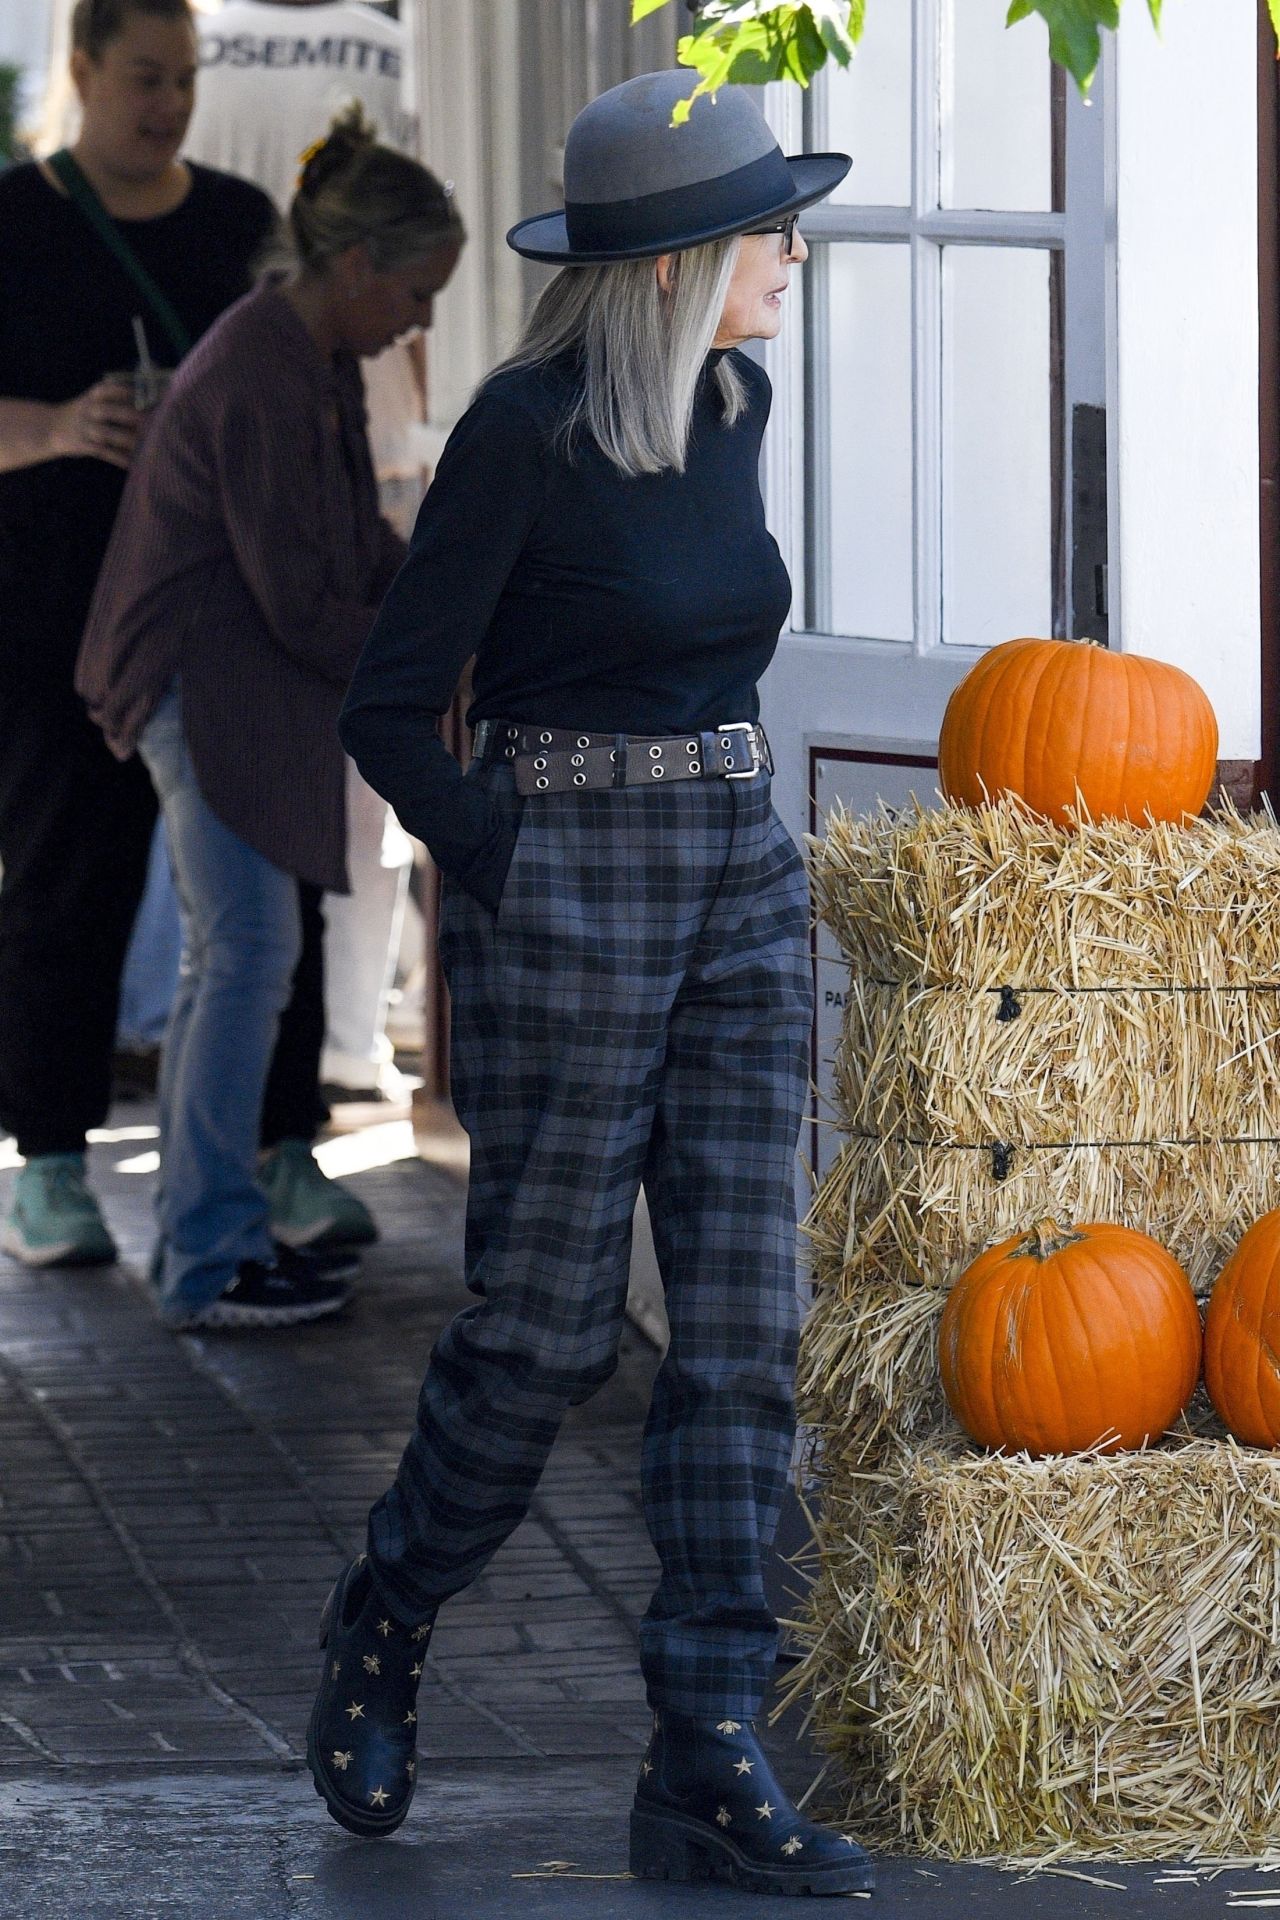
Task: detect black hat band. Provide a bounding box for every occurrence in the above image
[565,146,797,255]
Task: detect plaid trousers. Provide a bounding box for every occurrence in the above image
[366,759,813,1718]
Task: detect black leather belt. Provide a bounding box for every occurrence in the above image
[472,720,772,797]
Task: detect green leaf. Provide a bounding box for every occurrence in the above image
[650,0,1222,113]
[807,0,864,65]
[673,8,835,121]
[1004,0,1120,93]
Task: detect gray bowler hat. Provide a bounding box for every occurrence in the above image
[507,69,850,264]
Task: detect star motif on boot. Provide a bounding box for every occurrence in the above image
[782,1836,803,1856]
[369,1786,389,1808]
[404,1710,417,1725]
[755,1801,774,1821]
[716,1719,742,1734]
[363,1654,381,1675]
[411,1622,431,1641]
[715,1806,731,1828]
[410,1661,423,1680]
[406,1760,416,1779]
[639,1759,653,1778]
[376,1618,393,1639]
[733,1756,754,1776]
[345,1701,365,1721]
[332,1750,352,1771]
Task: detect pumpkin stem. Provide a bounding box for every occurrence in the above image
[1021,1218,1088,1260]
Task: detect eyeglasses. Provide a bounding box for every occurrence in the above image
[745,213,800,259]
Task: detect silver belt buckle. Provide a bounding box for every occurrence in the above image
[714,721,760,780]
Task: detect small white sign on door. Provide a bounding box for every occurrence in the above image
[809,748,941,1184]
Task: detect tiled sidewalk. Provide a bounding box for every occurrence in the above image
[0,1115,1265,1917]
[0,1115,658,1782]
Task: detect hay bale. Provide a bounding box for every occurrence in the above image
[787,1435,1280,1862]
[833,976,1280,1150]
[810,796,1280,991]
[796,795,1280,1859]
[803,795,1280,1448]
[808,1132,1272,1295]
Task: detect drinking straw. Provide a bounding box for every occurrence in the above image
[131,314,154,377]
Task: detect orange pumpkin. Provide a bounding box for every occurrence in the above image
[1203,1212,1280,1447]
[939,1219,1202,1456]
[938,637,1218,826]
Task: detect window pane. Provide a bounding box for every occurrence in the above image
[942,247,1053,649]
[822,1,911,207]
[822,244,914,643]
[942,0,1053,212]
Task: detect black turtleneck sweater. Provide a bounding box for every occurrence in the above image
[339,346,792,910]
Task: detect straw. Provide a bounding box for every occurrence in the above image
[785,1437,1280,1861]
[794,794,1280,1860]
[131,314,153,376]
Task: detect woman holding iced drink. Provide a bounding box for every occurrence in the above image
[0,0,273,1267]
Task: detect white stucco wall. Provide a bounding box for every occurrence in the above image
[1108,1,1261,758]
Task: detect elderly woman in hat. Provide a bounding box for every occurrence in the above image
[306,71,872,1897]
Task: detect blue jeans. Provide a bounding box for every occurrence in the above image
[139,687,301,1314]
[117,818,182,1048]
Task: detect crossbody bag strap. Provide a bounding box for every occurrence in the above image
[48,148,193,364]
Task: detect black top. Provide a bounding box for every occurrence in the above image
[0,160,276,678]
[340,348,792,909]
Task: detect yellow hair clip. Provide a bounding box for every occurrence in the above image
[296,136,327,189]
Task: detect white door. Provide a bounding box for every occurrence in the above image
[755,0,1108,1176]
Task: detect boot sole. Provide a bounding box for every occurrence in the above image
[306,1579,414,1839]
[0,1225,117,1268]
[629,1806,875,1897]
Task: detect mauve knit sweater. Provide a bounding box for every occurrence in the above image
[76,280,406,893]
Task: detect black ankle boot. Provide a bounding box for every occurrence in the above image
[629,1710,875,1897]
[306,1555,435,1837]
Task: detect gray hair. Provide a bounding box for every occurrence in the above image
[490,238,747,477]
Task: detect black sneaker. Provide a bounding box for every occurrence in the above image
[187,1258,351,1330]
[272,1240,361,1284]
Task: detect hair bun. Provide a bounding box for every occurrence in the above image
[296,102,378,198]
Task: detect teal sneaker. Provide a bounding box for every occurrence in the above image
[260,1138,378,1249]
[1,1154,117,1267]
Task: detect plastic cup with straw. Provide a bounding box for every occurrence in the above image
[128,315,169,412]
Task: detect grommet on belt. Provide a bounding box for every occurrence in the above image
[539,731,552,745]
[533,755,547,771]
